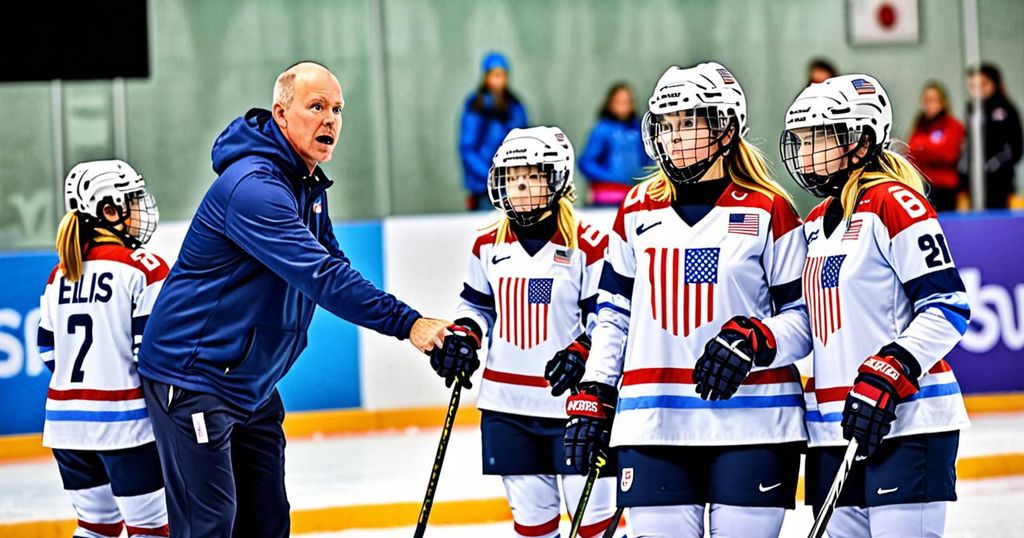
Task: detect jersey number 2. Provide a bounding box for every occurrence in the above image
[918,233,952,268]
[68,314,93,383]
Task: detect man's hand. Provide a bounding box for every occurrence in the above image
[410,317,450,353]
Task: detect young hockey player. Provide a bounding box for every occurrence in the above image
[781,74,971,537]
[38,160,169,538]
[563,62,810,537]
[433,126,619,537]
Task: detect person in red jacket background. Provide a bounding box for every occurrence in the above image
[908,81,965,212]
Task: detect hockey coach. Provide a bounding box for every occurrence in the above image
[137,62,450,537]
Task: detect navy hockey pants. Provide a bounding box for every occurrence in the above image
[141,376,289,538]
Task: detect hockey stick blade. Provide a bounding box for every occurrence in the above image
[808,438,859,538]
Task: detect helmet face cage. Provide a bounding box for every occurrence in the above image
[780,122,876,198]
[488,163,566,226]
[643,107,737,184]
[86,189,159,248]
[126,190,159,245]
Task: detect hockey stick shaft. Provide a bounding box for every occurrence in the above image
[568,452,607,538]
[601,506,626,538]
[413,382,463,538]
[808,438,859,538]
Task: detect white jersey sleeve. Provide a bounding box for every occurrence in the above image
[128,249,167,362]
[454,232,498,335]
[576,222,609,338]
[872,184,971,373]
[584,188,642,388]
[758,196,813,367]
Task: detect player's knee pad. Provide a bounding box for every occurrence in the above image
[69,484,123,538]
[503,475,561,538]
[867,502,947,538]
[628,504,704,537]
[561,475,619,536]
[114,488,169,537]
[708,504,785,538]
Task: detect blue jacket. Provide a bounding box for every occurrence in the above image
[577,116,652,186]
[138,109,421,410]
[459,92,528,195]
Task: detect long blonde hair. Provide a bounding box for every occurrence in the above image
[839,149,926,219]
[56,211,124,282]
[643,139,796,207]
[491,189,578,250]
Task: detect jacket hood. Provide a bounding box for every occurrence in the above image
[211,108,309,177]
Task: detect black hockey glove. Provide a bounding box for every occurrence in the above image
[428,318,482,389]
[564,381,617,475]
[544,333,591,397]
[694,316,777,401]
[842,344,921,458]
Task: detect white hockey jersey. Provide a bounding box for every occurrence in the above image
[38,243,169,450]
[801,181,970,447]
[456,221,608,419]
[584,180,812,446]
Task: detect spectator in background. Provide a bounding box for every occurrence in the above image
[578,83,652,207]
[459,51,528,210]
[960,63,1023,209]
[908,82,965,212]
[807,58,837,84]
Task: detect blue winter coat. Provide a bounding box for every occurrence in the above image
[577,116,652,186]
[458,92,528,195]
[138,109,420,410]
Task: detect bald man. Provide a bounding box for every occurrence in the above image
[138,62,451,537]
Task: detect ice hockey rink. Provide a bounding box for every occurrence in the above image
[3,410,1023,537]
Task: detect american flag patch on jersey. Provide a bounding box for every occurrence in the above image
[804,255,846,345]
[851,78,875,95]
[728,213,759,236]
[717,68,735,84]
[497,277,552,349]
[553,248,571,266]
[646,247,718,336]
[842,219,863,241]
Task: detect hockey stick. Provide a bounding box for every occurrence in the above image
[568,451,608,538]
[807,438,859,538]
[413,379,463,538]
[601,506,626,538]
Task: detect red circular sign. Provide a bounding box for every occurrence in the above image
[877,4,898,29]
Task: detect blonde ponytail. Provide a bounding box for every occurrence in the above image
[641,139,796,208]
[56,211,84,282]
[840,149,927,219]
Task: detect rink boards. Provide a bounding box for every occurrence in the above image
[0,210,1022,441]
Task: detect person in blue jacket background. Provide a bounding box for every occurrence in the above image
[577,82,652,207]
[137,62,451,538]
[459,51,529,210]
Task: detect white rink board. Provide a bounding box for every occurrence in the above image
[360,208,617,410]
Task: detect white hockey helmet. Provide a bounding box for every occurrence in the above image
[488,126,575,226]
[642,62,746,184]
[780,74,893,198]
[64,159,159,247]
